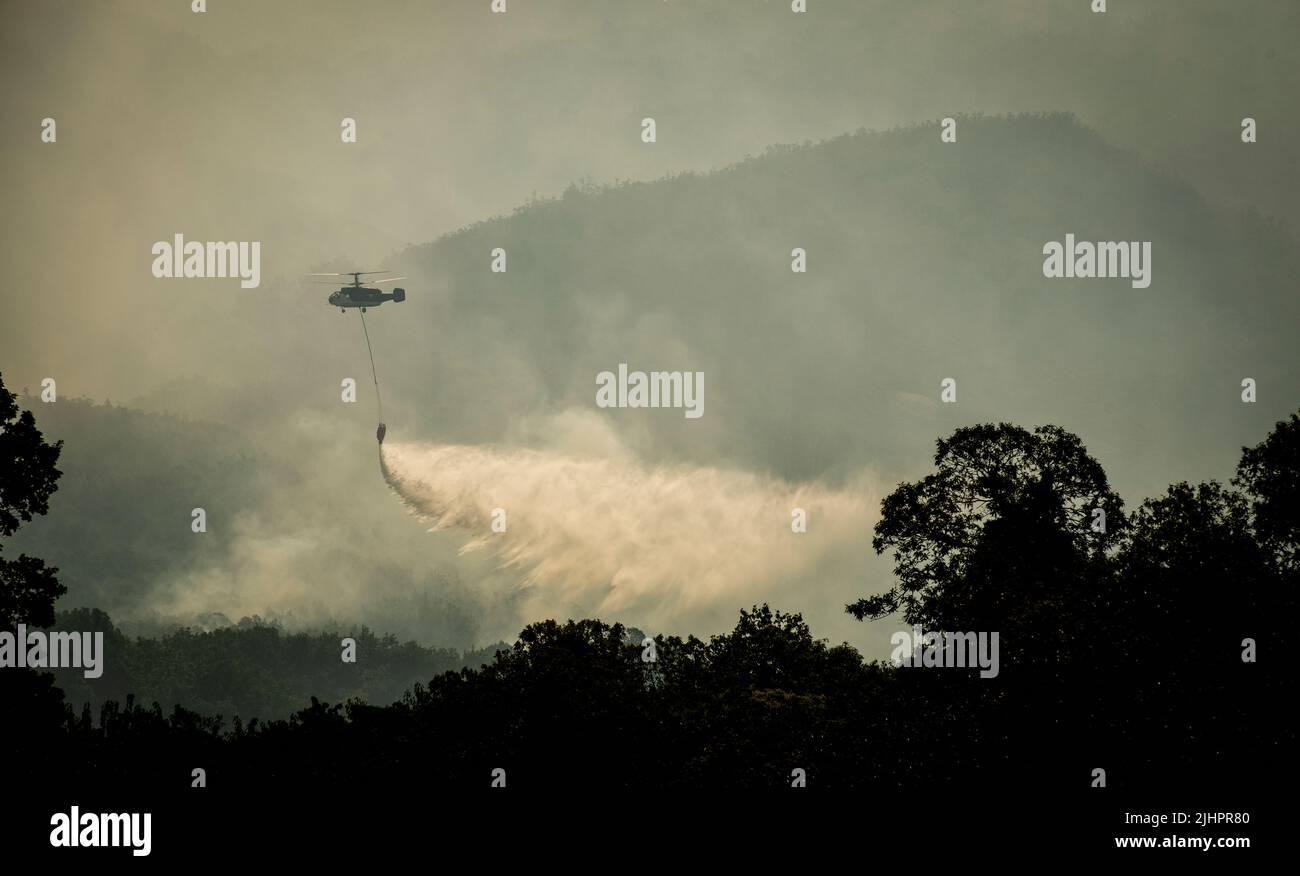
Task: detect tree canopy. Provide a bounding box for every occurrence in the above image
[0,372,65,629]
[0,381,1289,801]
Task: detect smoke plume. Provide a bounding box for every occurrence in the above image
[380,439,880,632]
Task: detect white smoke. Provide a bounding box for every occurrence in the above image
[379,438,882,633]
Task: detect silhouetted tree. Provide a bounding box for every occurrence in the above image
[1234,411,1300,572]
[851,423,1123,668]
[0,372,65,628]
[10,410,1293,803]
[0,372,69,779]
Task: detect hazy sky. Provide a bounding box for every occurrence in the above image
[3,0,1296,396]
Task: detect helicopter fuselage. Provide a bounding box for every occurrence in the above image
[328,286,406,309]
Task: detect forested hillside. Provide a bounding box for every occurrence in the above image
[47,607,506,722]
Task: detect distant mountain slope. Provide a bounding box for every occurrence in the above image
[380,112,1299,497]
[5,395,490,648]
[5,396,268,613]
[48,607,507,723]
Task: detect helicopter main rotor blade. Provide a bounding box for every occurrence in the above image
[370,277,406,284]
[304,270,395,277]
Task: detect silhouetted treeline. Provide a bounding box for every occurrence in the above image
[46,608,508,723]
[3,366,1295,795]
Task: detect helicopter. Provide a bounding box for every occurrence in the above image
[307,270,407,313]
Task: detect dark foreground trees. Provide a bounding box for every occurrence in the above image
[0,372,65,629]
[0,372,69,779]
[2,375,1292,796]
[858,417,1294,794]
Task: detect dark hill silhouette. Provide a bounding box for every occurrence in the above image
[372,113,1298,499]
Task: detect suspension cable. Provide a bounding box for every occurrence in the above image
[359,309,383,423]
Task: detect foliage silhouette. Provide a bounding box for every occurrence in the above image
[0,380,1290,797]
[0,372,69,779]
